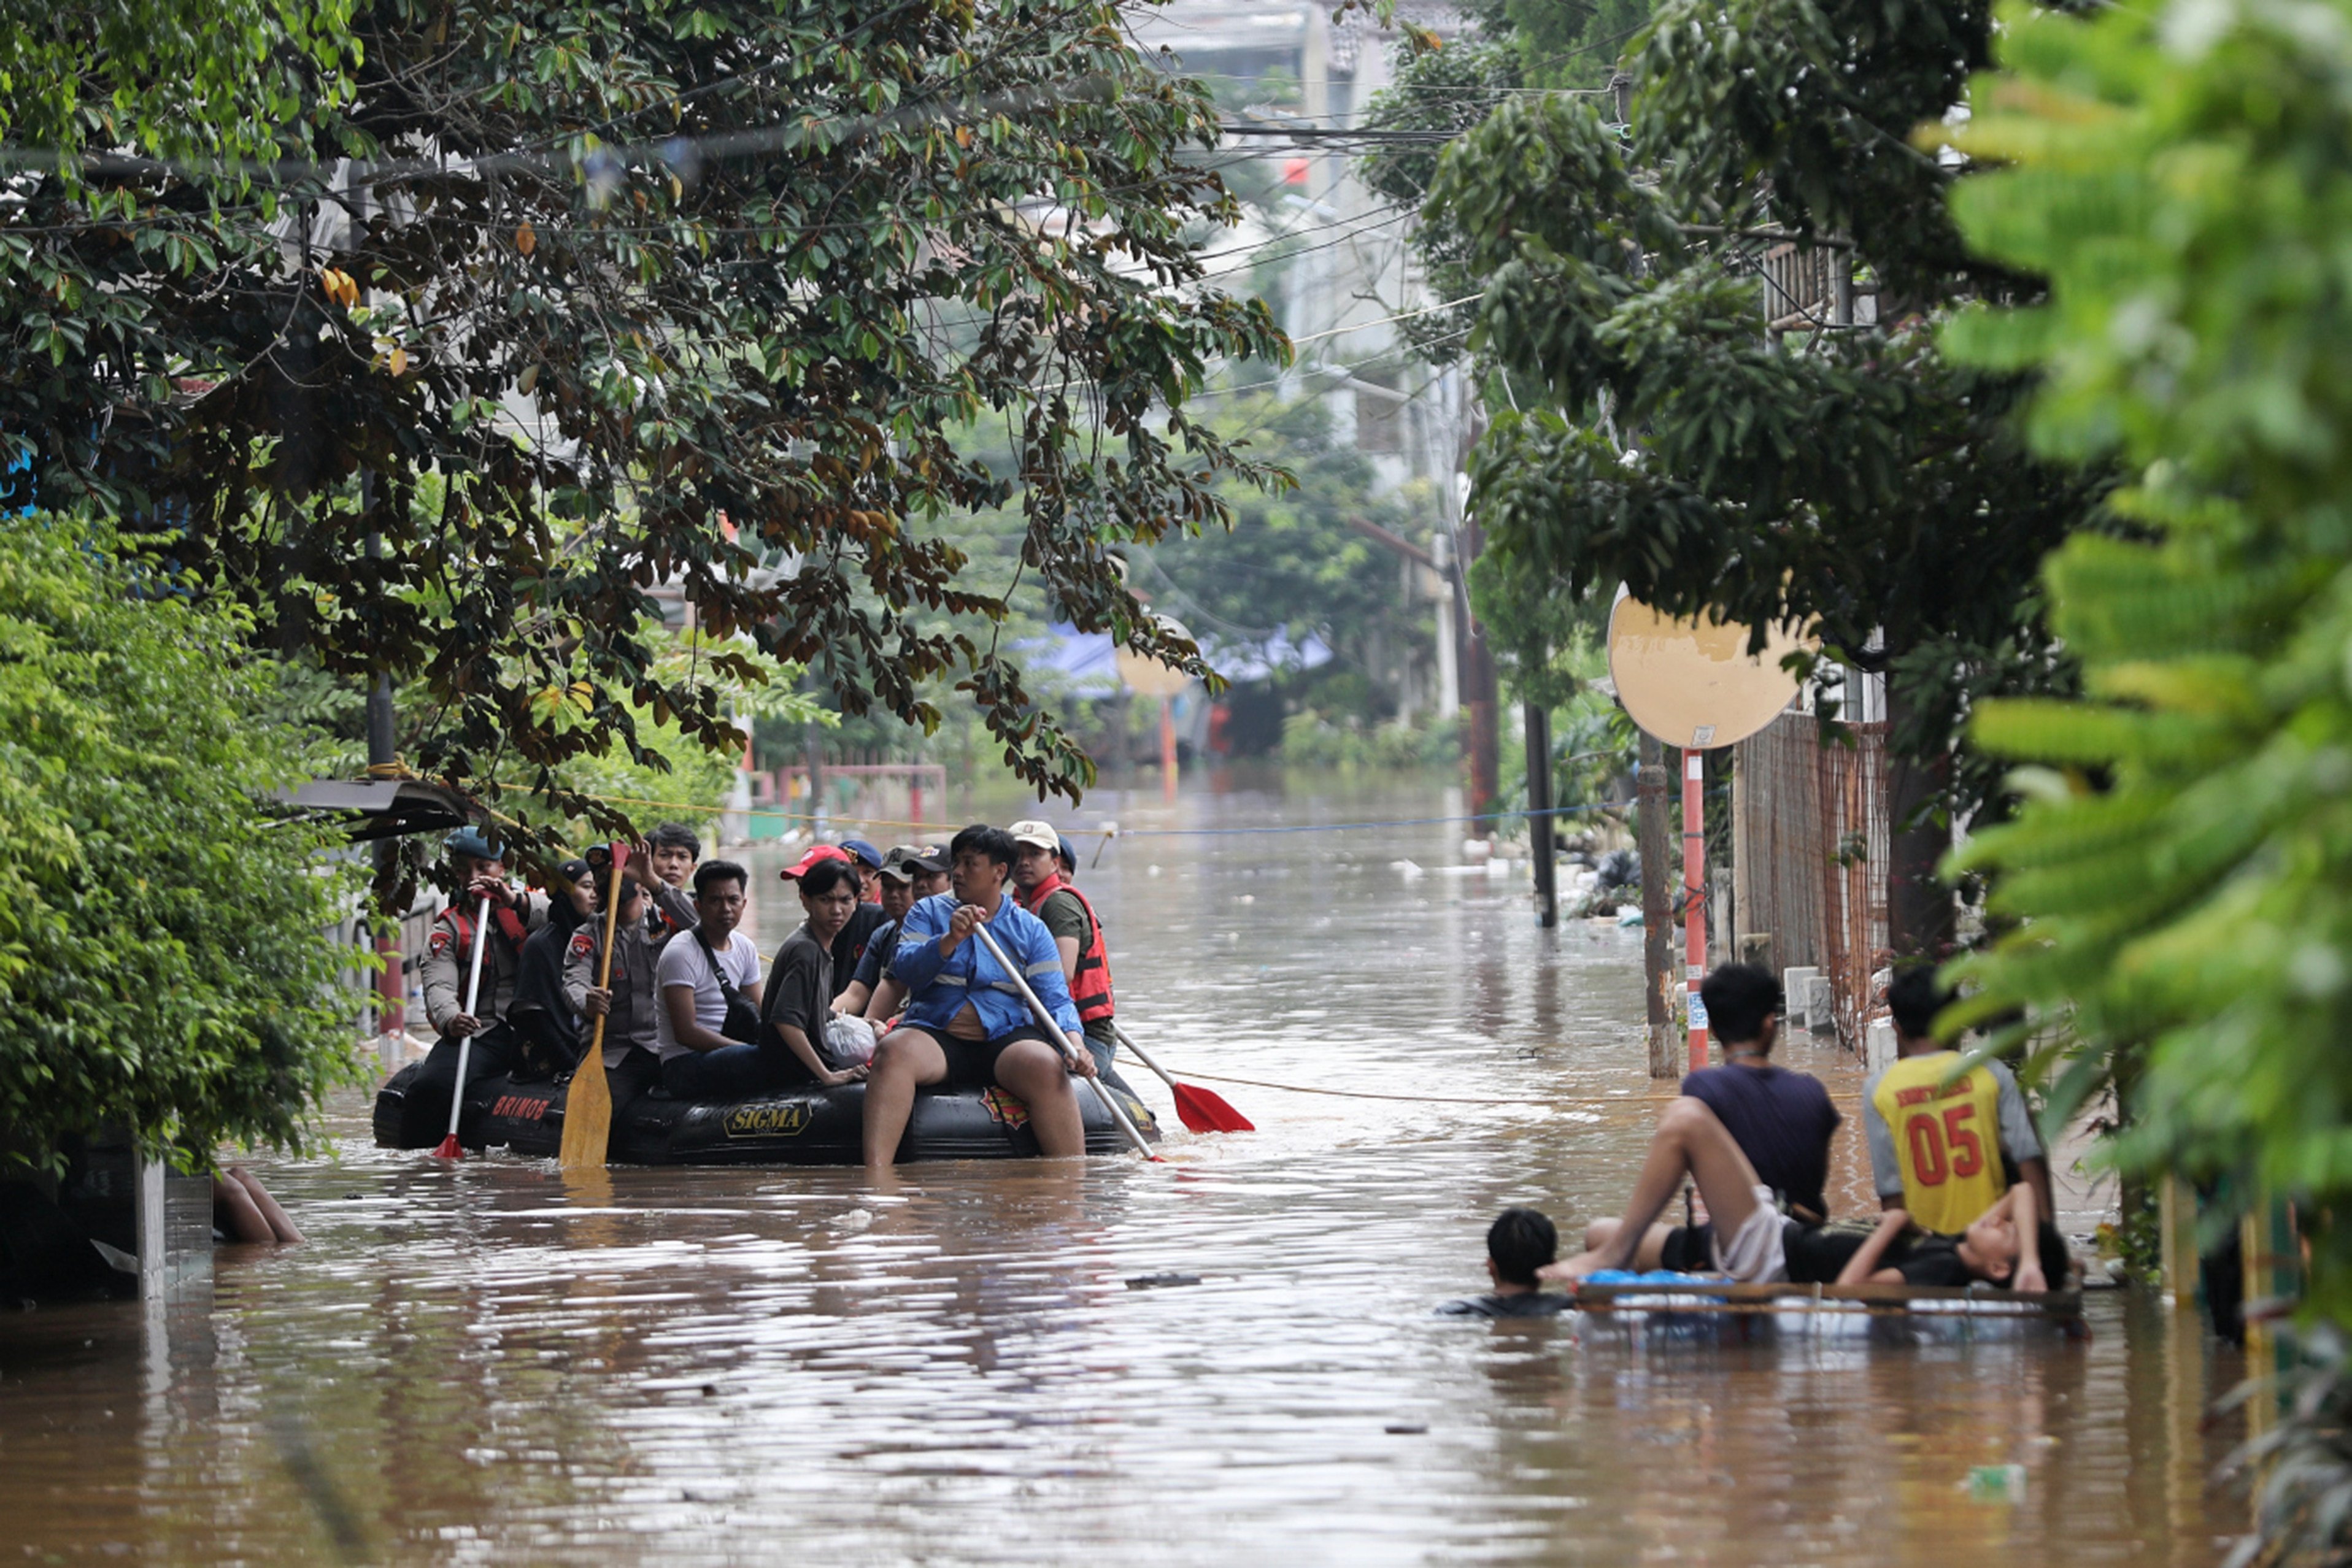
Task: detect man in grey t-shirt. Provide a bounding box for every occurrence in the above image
[1863,965,2051,1226]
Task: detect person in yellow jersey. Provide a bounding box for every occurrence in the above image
[1864,964,2053,1235]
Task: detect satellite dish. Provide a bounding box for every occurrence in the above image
[1115,615,1195,699]
[1606,593,1811,750]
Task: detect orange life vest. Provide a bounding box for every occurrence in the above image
[1022,874,1115,1025]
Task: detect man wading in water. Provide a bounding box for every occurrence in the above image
[862,824,1097,1167]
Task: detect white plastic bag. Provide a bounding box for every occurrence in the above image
[826,1015,878,1067]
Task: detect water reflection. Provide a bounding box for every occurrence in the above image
[0,775,2245,1564]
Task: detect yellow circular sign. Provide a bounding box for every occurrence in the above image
[1606,594,1811,750]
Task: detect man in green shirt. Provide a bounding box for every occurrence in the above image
[1008,818,1119,1072]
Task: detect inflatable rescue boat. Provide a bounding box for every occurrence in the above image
[371,1059,1160,1165]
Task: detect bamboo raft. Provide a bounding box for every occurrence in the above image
[1564,1280,2089,1343]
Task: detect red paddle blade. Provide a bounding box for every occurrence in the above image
[431,1134,465,1160]
[1172,1082,1254,1134]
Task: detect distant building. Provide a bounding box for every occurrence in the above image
[1129,3,1472,723]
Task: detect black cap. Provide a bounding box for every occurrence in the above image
[878,844,946,882]
[557,856,593,884]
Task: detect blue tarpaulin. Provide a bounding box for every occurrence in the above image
[1013,622,1332,695]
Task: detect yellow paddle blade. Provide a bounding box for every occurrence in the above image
[560,1043,612,1169]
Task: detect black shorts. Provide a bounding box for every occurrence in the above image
[896,1023,1059,1087]
[1660,1223,1716,1273]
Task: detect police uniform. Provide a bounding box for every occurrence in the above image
[419,893,547,1033]
[563,917,667,1118]
[503,855,595,1081]
[396,883,549,1148]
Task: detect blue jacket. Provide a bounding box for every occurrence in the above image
[892,893,1083,1039]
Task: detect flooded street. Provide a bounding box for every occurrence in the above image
[0,778,2245,1564]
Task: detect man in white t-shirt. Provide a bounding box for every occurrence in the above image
[654,860,771,1100]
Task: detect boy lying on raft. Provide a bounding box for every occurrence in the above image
[1541,1096,2059,1291]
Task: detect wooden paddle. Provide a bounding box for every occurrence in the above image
[971,922,1160,1161]
[431,894,495,1160]
[1109,1021,1253,1134]
[560,844,631,1170]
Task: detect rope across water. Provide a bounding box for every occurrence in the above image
[1147,1066,1684,1111]
[496,786,1652,840]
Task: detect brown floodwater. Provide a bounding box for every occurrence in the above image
[0,777,2248,1564]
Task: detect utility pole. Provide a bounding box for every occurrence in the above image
[1456,511,1501,823]
[1525,691,1557,928]
[804,717,827,838]
[355,162,394,778]
[1682,747,1710,1071]
[1432,531,1459,720]
[1639,733,1675,1077]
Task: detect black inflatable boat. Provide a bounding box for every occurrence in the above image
[371,1059,1160,1165]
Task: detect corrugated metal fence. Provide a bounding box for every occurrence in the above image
[1733,712,1889,1055]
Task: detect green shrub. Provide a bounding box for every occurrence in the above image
[0,516,361,1170]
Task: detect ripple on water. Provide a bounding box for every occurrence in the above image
[0,781,2246,1565]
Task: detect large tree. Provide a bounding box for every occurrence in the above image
[1,0,1282,851]
[1398,0,2111,948]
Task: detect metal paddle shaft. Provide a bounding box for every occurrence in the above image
[971,923,1159,1161]
[560,847,631,1170]
[434,894,496,1159]
[1109,1021,1254,1134]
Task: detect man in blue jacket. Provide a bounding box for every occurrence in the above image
[863,823,1099,1167]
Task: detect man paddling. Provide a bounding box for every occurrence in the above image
[566,852,671,1119]
[402,828,549,1145]
[1008,818,1120,1072]
[863,824,1097,1167]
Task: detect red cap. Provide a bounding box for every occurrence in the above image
[781,844,850,880]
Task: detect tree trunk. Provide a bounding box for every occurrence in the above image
[1458,514,1501,824]
[1884,685,1955,958]
[1640,733,1676,1077]
[1526,698,1556,928]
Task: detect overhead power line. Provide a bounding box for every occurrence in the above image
[1217,124,1456,147]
